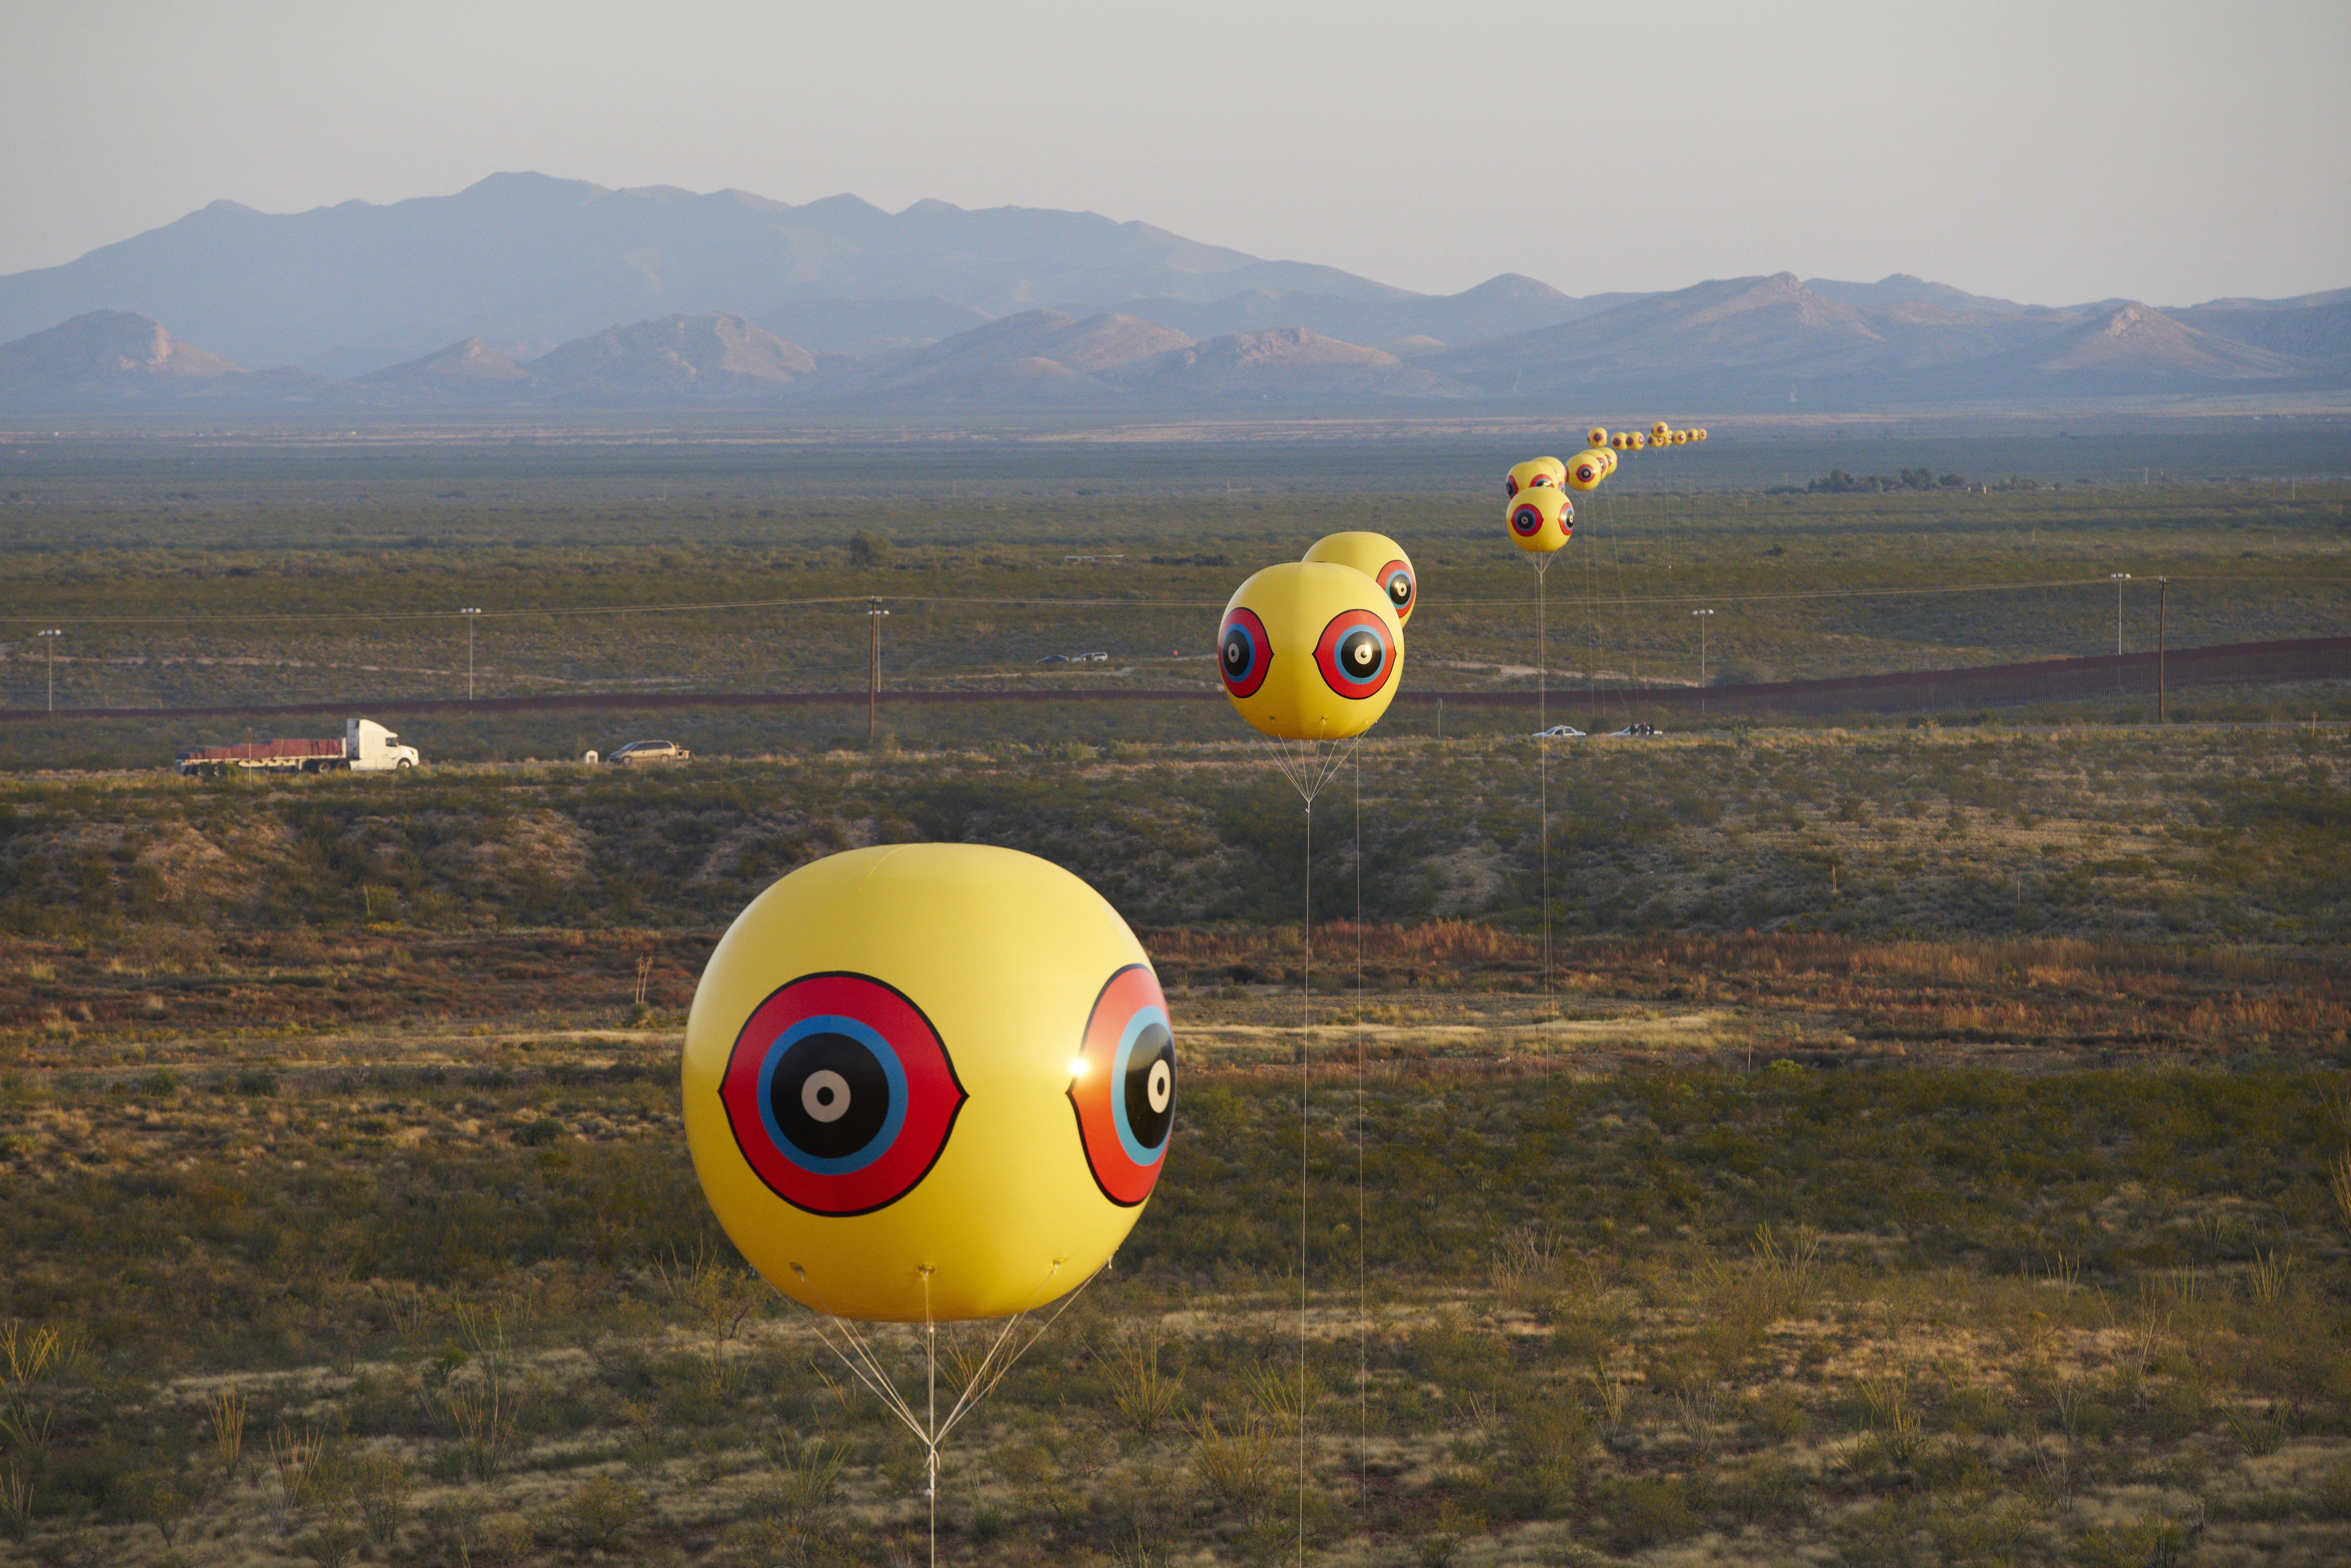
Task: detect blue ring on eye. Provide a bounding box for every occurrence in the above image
[754,1014,909,1175]
[1110,1005,1173,1165]
[1332,627,1387,687]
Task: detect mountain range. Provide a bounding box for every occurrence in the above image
[1,173,2345,413]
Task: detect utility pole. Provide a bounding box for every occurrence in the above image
[2109,573,2130,690]
[2157,577,2168,723]
[1691,609,1715,713]
[459,607,483,700]
[867,598,890,745]
[36,629,61,713]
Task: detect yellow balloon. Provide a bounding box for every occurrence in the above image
[1504,457,1566,498]
[1669,429,1687,446]
[1563,449,1611,491]
[1586,427,1609,448]
[1302,530,1417,632]
[1694,427,1708,441]
[1218,561,1402,741]
[1628,431,1647,450]
[1651,421,1672,441]
[1505,485,1574,553]
[683,844,1173,1323]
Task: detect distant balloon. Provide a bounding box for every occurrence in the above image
[1586,427,1609,449]
[1505,486,1575,553]
[1504,457,1568,499]
[1669,429,1687,446]
[1564,450,1611,490]
[1302,530,1416,632]
[1218,561,1403,740]
[1651,421,1672,442]
[1627,431,1647,450]
[683,844,1174,1323]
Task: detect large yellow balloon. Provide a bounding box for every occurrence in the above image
[1505,486,1574,553]
[1586,427,1609,449]
[1302,530,1416,632]
[1218,561,1402,740]
[683,844,1173,1323]
[1504,457,1567,498]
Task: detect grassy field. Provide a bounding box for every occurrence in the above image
[2,433,2348,1564]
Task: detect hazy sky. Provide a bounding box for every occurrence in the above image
[5,0,2345,306]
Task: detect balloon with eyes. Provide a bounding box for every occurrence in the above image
[1301,531,1416,643]
[1503,457,1568,499]
[1217,560,1404,741]
[683,843,1174,1323]
[1505,485,1575,554]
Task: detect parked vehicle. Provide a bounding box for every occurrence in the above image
[177,718,419,777]
[1530,724,1586,738]
[607,739,691,766]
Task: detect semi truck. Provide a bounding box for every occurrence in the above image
[177,718,421,777]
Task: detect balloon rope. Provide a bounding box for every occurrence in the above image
[1539,558,1552,1041]
[1354,751,1368,1523]
[1298,790,1311,1568]
[786,1256,1098,1566]
[925,1272,937,1568]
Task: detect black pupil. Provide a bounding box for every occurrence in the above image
[1122,1023,1175,1150]
[1338,628,1382,677]
[1387,574,1411,608]
[1222,630,1250,674]
[771,1031,891,1160]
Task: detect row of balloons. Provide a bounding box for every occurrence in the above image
[685,421,1708,1321]
[1505,422,1708,553]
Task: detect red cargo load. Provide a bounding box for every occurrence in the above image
[179,737,344,763]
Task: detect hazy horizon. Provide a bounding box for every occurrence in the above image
[4,0,2346,308]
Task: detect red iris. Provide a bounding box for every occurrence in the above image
[1067,964,1174,1207]
[716,971,967,1217]
[1218,606,1272,698]
[1510,501,1545,536]
[1313,608,1394,698]
[1377,557,1414,624]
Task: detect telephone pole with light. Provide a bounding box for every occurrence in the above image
[867,599,890,744]
[36,629,62,713]
[1690,609,1715,712]
[2108,573,2130,690]
[459,608,483,700]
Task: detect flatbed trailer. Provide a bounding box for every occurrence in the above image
[177,718,420,777]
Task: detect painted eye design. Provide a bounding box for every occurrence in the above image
[1376,558,1414,623]
[1068,963,1174,1206]
[1509,501,1546,537]
[1314,608,1393,697]
[1572,457,1602,485]
[718,972,966,1216]
[1219,606,1271,698]
[1503,475,1520,497]
[1559,496,1575,538]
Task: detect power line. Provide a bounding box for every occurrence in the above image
[2,572,2333,627]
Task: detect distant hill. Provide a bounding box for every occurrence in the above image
[524,312,816,400]
[1108,328,1473,401]
[0,173,1423,372]
[1422,273,2347,407]
[0,309,240,397]
[0,176,2342,412]
[842,310,1195,402]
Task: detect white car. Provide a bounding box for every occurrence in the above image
[1605,724,1664,738]
[1530,724,1586,738]
[607,739,692,766]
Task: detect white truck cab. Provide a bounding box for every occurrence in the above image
[348,718,421,771]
